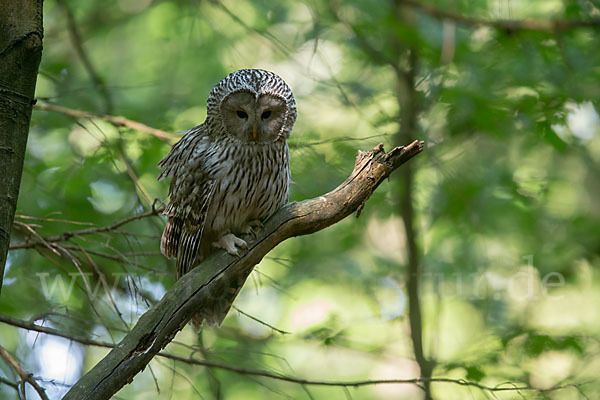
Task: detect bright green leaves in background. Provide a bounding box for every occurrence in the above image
[1,0,599,399]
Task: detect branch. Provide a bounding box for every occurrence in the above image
[62,141,423,399]
[0,344,49,400]
[232,305,291,335]
[0,314,115,349]
[10,206,163,250]
[0,313,587,395]
[34,103,179,141]
[0,376,19,392]
[402,0,600,32]
[35,102,388,148]
[288,133,391,149]
[144,353,592,394]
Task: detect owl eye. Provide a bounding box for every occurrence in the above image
[236,110,248,119]
[261,110,272,120]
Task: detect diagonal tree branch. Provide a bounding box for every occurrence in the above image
[62,140,424,399]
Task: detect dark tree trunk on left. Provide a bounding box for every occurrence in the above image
[0,0,43,293]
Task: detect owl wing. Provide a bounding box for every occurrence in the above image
[158,124,215,279]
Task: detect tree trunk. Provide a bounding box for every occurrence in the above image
[393,2,435,398]
[0,0,44,292]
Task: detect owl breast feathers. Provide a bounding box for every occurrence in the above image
[157,69,296,327]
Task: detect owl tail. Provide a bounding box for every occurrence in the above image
[190,265,255,331]
[170,224,254,331]
[161,217,181,259]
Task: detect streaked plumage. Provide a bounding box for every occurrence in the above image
[158,69,296,327]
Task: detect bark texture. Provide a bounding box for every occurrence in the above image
[63,140,424,400]
[0,0,44,292]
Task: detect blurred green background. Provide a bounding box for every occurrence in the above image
[1,0,600,399]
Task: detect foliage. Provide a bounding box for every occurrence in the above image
[1,0,599,399]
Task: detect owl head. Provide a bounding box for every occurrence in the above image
[206,69,296,143]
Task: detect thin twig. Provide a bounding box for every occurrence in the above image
[15,214,95,226]
[12,221,61,255]
[34,103,178,141]
[289,134,391,149]
[0,314,115,348]
[29,311,129,334]
[75,243,129,328]
[162,353,592,393]
[10,207,163,250]
[117,149,153,205]
[0,314,589,394]
[52,244,163,273]
[232,306,291,335]
[0,376,19,392]
[0,344,50,400]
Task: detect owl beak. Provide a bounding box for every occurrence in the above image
[252,125,258,140]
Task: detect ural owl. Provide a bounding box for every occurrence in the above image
[158,69,296,327]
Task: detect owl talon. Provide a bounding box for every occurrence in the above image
[213,233,247,256]
[241,220,264,237]
[250,220,264,229]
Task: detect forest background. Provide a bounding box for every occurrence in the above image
[1,0,600,399]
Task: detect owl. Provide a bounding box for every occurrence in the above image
[157,69,296,328]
